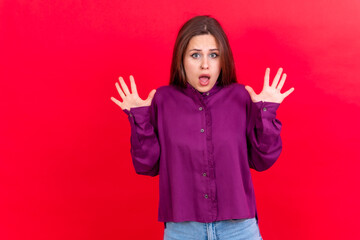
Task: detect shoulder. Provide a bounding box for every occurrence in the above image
[227,82,246,91]
[154,85,183,98]
[224,82,250,99]
[155,85,176,94]
[151,85,180,104]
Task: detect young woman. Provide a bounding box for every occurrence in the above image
[111,15,294,240]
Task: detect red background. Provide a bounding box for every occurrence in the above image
[1,0,359,239]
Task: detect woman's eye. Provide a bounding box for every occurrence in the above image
[210,53,219,58]
[191,53,200,58]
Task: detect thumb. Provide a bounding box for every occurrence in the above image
[146,89,157,103]
[244,85,258,102]
[245,85,256,96]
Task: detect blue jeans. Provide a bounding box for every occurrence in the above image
[163,218,263,240]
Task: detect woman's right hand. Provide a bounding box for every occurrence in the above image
[111,75,156,111]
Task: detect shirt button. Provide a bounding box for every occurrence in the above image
[203,172,207,177]
[129,113,133,117]
[263,107,267,111]
[199,107,203,111]
[200,129,205,133]
[206,92,210,96]
[204,194,208,199]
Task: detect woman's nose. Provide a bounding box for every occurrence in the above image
[200,57,209,69]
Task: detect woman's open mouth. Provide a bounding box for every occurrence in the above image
[199,74,210,86]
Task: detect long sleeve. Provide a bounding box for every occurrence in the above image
[246,94,283,172]
[122,93,160,176]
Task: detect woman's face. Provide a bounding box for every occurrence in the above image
[183,34,221,93]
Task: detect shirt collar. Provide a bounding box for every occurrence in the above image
[183,80,222,99]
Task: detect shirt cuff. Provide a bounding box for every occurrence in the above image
[253,101,280,119]
[123,106,151,124]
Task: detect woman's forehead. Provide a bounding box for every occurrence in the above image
[186,34,219,50]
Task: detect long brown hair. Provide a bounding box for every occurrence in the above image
[169,15,237,88]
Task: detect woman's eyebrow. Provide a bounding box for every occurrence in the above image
[189,48,219,51]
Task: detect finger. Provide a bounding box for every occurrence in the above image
[276,73,287,91]
[264,68,270,87]
[115,82,126,100]
[130,75,138,96]
[245,85,259,102]
[245,85,256,95]
[110,96,123,109]
[119,76,131,96]
[282,87,295,99]
[271,67,283,88]
[146,89,157,104]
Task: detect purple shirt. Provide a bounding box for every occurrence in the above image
[122,81,282,223]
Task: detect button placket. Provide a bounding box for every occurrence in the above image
[184,82,221,221]
[199,104,205,133]
[204,103,217,217]
[196,94,217,219]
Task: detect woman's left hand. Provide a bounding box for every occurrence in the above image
[245,67,295,104]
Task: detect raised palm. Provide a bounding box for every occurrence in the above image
[245,68,294,104]
[111,75,156,111]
